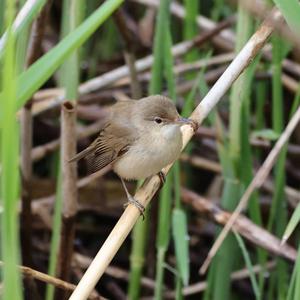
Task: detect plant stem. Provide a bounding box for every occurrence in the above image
[1,0,23,299]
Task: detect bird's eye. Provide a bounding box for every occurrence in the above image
[154,117,163,124]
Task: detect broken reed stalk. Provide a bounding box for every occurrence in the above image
[20,0,50,267]
[69,8,282,300]
[181,188,297,262]
[200,105,300,274]
[56,101,78,298]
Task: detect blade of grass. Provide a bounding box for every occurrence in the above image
[287,243,300,300]
[287,258,297,300]
[15,13,30,73]
[154,173,173,300]
[183,0,199,62]
[204,112,240,298]
[239,64,268,295]
[273,0,300,35]
[229,5,253,168]
[282,204,300,244]
[210,179,240,300]
[149,0,171,93]
[0,0,23,299]
[172,209,189,286]
[280,88,300,243]
[288,242,300,300]
[173,161,185,300]
[59,0,83,99]
[233,231,261,300]
[267,34,289,300]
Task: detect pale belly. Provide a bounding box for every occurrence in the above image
[113,131,182,180]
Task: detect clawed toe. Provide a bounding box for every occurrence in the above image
[124,196,145,220]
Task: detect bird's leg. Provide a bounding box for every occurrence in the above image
[120,177,145,219]
[158,171,166,188]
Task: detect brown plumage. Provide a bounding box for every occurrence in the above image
[69,100,137,172]
[70,95,196,214]
[69,95,180,175]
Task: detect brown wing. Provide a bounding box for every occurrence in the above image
[69,121,136,173]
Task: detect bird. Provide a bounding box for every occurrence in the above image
[69,95,197,216]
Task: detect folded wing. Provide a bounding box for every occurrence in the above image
[69,121,136,173]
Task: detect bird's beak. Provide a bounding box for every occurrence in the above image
[176,117,198,132]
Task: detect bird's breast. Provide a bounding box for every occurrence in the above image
[113,128,182,180]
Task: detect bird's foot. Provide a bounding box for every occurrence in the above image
[124,195,145,220]
[158,171,166,188]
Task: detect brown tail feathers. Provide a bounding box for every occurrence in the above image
[68,145,95,163]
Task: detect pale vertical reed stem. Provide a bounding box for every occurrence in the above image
[56,101,77,299]
[69,8,282,300]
